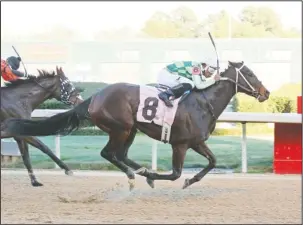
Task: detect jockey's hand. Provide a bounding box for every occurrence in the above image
[214,73,221,81]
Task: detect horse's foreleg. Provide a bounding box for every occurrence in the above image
[118,130,188,188]
[182,141,216,189]
[24,136,73,175]
[14,138,43,187]
[137,143,188,184]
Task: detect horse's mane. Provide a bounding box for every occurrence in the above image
[3,70,56,88]
[220,63,235,77]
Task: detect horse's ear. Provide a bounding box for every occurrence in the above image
[37,69,42,75]
[56,66,59,74]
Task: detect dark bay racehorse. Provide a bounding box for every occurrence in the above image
[1,67,83,186]
[2,61,270,190]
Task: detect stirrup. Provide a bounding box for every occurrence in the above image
[163,100,173,107]
[159,93,173,107]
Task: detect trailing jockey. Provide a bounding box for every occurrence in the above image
[1,56,27,85]
[157,58,221,107]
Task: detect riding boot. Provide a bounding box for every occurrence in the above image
[158,88,175,107]
[158,83,193,108]
[171,83,193,98]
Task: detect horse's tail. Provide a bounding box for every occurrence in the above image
[4,97,92,137]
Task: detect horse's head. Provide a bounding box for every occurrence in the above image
[221,61,270,102]
[36,66,84,106]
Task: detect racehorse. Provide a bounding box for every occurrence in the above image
[2,61,270,190]
[1,66,83,187]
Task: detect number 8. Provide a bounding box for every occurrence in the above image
[142,97,159,121]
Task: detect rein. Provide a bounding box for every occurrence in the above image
[220,64,260,99]
[202,64,261,119]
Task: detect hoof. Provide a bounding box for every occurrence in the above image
[182,178,190,189]
[146,178,155,189]
[128,179,135,191]
[32,181,43,187]
[65,170,73,176]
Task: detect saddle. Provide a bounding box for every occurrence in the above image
[146,83,190,104]
[138,84,191,143]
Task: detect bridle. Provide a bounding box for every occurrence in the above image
[220,64,261,100]
[6,46,78,105]
[201,63,261,121]
[32,76,77,105]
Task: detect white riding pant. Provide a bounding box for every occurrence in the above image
[156,68,194,88]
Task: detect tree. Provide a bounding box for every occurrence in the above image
[200,10,238,38]
[142,5,301,39]
[239,6,296,37]
[170,6,200,38]
[141,11,179,38]
[271,83,301,100]
[232,21,272,38]
[142,6,201,38]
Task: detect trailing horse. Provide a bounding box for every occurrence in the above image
[2,61,270,190]
[1,66,83,186]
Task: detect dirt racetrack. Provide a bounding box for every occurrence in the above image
[1,170,301,224]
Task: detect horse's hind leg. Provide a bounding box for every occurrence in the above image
[24,136,73,175]
[1,130,12,138]
[117,128,156,188]
[14,138,43,187]
[1,121,13,138]
[100,131,136,190]
[182,141,216,189]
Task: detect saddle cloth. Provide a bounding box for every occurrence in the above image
[136,85,181,143]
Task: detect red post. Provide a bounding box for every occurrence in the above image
[297,96,302,113]
[273,96,302,174]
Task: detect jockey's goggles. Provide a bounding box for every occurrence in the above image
[202,65,217,75]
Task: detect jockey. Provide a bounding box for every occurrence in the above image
[1,56,26,83]
[157,58,221,107]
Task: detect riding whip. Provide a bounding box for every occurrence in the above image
[12,45,28,77]
[207,32,220,74]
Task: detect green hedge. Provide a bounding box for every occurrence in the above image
[36,82,108,109]
[269,96,296,113]
[70,128,106,136]
[234,83,300,113]
[37,100,70,109]
[234,93,296,113]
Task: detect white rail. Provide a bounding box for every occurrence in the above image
[31,110,302,123]
[6,110,300,172]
